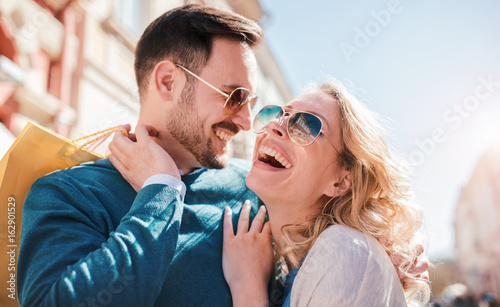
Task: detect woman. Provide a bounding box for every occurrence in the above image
[109,80,430,306]
[221,81,430,306]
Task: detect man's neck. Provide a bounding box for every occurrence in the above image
[135,118,202,176]
[155,134,203,176]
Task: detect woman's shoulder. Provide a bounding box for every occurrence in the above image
[317,223,364,242]
[290,225,406,306]
[303,224,396,277]
[308,224,384,259]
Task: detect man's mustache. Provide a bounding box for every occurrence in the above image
[213,121,239,134]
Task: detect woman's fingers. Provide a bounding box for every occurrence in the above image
[261,221,271,237]
[225,202,269,245]
[135,124,150,141]
[111,128,134,154]
[110,124,154,164]
[249,205,267,234]
[109,152,140,192]
[127,133,137,142]
[236,200,251,234]
[109,134,133,171]
[135,124,159,141]
[235,202,269,235]
[120,124,132,134]
[410,248,429,276]
[223,207,235,242]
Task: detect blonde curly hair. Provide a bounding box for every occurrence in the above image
[276,80,431,306]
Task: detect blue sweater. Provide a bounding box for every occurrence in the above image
[18,158,283,306]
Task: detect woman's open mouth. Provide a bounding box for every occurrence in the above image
[257,145,291,169]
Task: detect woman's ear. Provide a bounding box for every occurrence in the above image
[153,60,181,102]
[324,171,351,198]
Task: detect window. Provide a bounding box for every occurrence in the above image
[114,0,148,35]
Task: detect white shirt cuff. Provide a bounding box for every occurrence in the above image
[142,174,186,201]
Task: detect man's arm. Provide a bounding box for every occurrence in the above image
[18,177,182,307]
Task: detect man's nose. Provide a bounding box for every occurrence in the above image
[230,101,253,131]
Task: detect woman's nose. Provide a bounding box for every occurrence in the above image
[267,117,287,138]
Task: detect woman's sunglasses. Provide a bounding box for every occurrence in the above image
[176,64,257,116]
[253,105,339,151]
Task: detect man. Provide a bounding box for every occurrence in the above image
[18,5,275,306]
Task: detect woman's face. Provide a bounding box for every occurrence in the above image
[246,91,347,212]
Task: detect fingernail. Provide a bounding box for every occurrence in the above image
[244,200,251,209]
[259,205,266,212]
[225,206,232,215]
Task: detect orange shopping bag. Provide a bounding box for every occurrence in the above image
[0,122,126,306]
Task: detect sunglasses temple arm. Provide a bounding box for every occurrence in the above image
[177,65,230,98]
[321,131,341,155]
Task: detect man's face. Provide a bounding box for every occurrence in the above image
[166,38,257,169]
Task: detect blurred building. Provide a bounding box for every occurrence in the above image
[454,137,500,296]
[0,0,293,158]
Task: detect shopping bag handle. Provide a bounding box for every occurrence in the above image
[71,126,128,154]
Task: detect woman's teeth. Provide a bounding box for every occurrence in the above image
[259,145,291,169]
[216,130,232,142]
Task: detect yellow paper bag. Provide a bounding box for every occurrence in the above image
[0,122,124,306]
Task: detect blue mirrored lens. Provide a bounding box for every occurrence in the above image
[288,113,322,146]
[253,105,283,133]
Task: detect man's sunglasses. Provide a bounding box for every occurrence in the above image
[253,105,339,152]
[176,64,257,116]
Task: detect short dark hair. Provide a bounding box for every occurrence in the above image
[134,4,263,98]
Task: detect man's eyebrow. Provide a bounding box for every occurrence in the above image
[220,84,247,92]
[221,85,257,97]
[220,85,239,92]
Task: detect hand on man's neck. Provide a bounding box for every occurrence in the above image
[134,118,203,176]
[152,132,203,176]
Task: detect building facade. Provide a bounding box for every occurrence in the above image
[454,138,500,295]
[0,0,293,158]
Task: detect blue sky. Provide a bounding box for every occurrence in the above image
[260,0,500,259]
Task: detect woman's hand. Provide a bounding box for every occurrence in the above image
[109,124,180,192]
[391,241,429,281]
[380,234,430,281]
[223,201,274,307]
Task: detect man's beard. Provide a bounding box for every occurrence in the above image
[165,81,238,169]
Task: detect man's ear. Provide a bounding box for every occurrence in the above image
[324,170,351,198]
[152,60,181,102]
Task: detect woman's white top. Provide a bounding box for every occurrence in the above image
[290,225,407,307]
